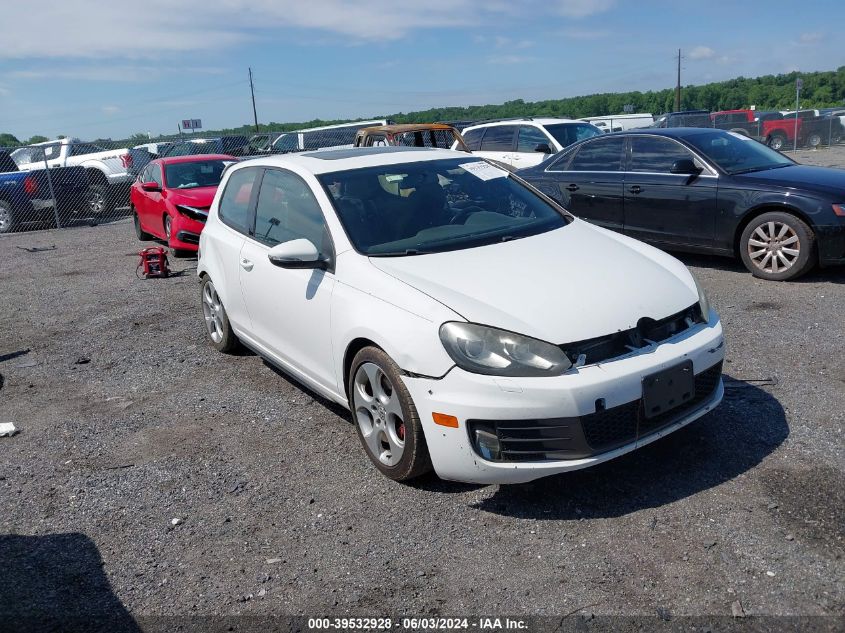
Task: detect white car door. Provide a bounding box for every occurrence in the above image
[206,166,264,329]
[513,125,555,169]
[473,124,519,167]
[238,168,337,393]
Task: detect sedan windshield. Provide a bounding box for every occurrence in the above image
[318,158,569,256]
[544,123,602,148]
[164,160,230,189]
[684,130,794,174]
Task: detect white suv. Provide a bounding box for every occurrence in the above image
[461,118,602,169]
[197,147,724,484]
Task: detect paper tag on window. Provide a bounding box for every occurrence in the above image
[460,161,507,181]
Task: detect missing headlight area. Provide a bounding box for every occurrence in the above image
[561,303,705,366]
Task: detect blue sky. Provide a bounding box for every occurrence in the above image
[0,0,842,141]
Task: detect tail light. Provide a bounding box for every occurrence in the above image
[121,154,133,169]
[24,176,38,196]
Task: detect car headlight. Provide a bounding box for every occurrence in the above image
[439,322,572,377]
[691,274,711,322]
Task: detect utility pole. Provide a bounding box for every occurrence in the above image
[674,49,681,112]
[249,67,259,133]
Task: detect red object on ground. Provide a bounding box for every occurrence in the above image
[138,246,170,278]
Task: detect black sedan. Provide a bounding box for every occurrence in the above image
[518,128,845,280]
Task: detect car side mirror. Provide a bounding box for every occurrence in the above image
[267,238,327,269]
[669,159,701,175]
[141,181,161,192]
[534,143,553,154]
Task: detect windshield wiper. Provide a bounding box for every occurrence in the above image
[731,164,790,175]
[369,248,432,257]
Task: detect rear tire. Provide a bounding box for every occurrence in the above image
[807,133,822,148]
[739,212,816,281]
[200,277,239,353]
[0,200,15,234]
[133,208,152,240]
[348,346,432,482]
[86,182,115,216]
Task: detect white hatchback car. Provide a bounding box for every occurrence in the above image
[197,147,725,484]
[461,118,602,169]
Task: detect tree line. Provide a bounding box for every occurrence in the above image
[3,67,843,147]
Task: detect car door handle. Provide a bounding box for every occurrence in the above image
[628,185,642,194]
[565,184,579,192]
[240,258,254,272]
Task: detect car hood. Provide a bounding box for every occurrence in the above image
[165,186,218,206]
[368,220,699,344]
[733,165,845,197]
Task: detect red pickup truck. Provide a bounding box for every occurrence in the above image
[711,109,799,150]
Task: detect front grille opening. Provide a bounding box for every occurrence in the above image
[467,361,722,463]
[561,303,704,366]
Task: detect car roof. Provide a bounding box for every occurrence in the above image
[464,118,581,130]
[155,154,236,165]
[358,124,458,134]
[232,146,471,175]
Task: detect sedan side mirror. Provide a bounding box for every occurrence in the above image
[141,181,161,192]
[267,238,327,269]
[669,158,702,175]
[534,143,553,154]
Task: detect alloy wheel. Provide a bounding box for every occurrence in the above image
[0,203,11,233]
[202,281,224,344]
[87,190,105,214]
[352,362,406,467]
[747,220,800,275]
[164,215,172,240]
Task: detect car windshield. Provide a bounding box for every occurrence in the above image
[684,131,794,174]
[317,158,569,256]
[543,123,602,148]
[164,160,230,189]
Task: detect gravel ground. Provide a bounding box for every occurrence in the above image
[1,159,844,630]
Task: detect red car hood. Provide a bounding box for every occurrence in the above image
[165,186,217,207]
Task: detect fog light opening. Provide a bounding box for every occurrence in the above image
[474,428,501,461]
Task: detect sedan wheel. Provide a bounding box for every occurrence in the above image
[164,215,172,240]
[740,212,815,281]
[0,201,13,234]
[200,277,238,352]
[348,347,432,481]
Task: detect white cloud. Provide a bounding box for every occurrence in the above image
[689,46,716,60]
[555,0,614,17]
[493,36,534,49]
[7,65,226,82]
[0,0,526,59]
[799,32,823,44]
[101,105,120,115]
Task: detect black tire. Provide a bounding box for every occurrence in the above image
[0,200,15,234]
[86,182,115,216]
[347,346,432,482]
[200,276,239,353]
[767,133,787,151]
[739,211,816,281]
[807,133,822,148]
[133,207,152,240]
[163,214,173,241]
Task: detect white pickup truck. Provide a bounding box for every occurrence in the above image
[10,139,151,215]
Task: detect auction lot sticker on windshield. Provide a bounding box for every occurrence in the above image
[460,161,507,181]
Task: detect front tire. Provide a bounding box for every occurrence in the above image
[0,200,15,234]
[767,133,786,151]
[200,277,239,353]
[348,347,432,482]
[739,212,816,281]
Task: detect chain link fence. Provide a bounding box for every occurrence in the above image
[2,110,843,236]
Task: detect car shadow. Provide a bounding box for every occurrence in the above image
[0,533,140,632]
[473,375,788,519]
[260,358,352,420]
[673,252,845,284]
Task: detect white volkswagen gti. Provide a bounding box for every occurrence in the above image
[197,147,725,484]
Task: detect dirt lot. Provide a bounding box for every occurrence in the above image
[1,168,844,628]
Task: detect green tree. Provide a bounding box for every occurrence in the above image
[26,135,49,144]
[0,133,21,147]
